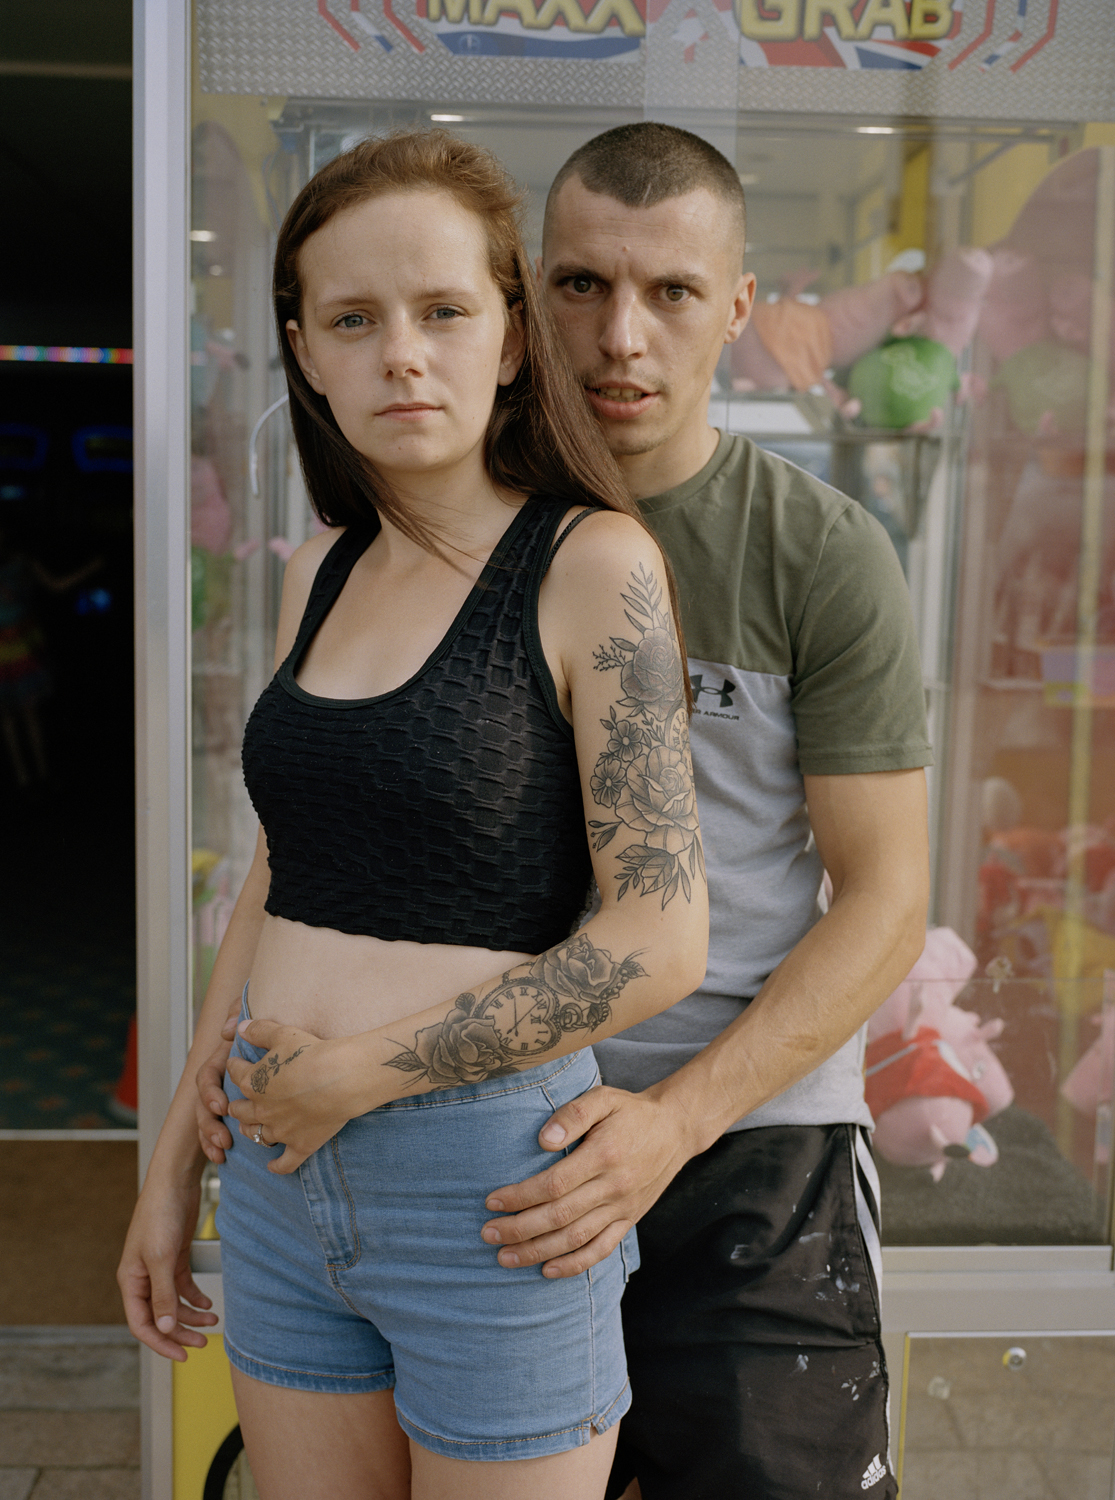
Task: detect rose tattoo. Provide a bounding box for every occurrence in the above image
[589,566,704,907]
[383,937,647,1090]
[249,1045,309,1096]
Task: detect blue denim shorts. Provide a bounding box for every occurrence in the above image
[218,994,637,1461]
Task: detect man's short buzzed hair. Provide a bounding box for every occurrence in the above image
[545,122,746,263]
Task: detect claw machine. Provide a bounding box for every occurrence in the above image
[136,1,1115,1494]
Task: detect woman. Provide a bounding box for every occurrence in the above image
[119,131,707,1500]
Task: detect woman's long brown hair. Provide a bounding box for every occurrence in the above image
[273,129,692,711]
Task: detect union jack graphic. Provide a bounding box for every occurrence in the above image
[317,0,410,51]
[978,0,1026,68]
[949,0,1058,72]
[672,7,710,61]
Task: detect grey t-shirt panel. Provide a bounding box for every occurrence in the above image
[592,999,872,1131]
[592,432,931,1132]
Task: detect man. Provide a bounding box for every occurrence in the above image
[476,124,932,1500]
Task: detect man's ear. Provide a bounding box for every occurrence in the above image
[498,302,527,387]
[724,272,757,348]
[286,320,325,394]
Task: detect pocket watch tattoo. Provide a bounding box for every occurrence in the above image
[384,931,646,1090]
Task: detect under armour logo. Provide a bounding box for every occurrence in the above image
[689,673,735,709]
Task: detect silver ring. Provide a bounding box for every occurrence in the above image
[253,1126,263,1145]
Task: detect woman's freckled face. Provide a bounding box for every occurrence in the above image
[286,189,523,492]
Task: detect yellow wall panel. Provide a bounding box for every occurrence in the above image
[173,1336,240,1499]
[970,141,1061,247]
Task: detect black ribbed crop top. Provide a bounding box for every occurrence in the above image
[241,497,596,953]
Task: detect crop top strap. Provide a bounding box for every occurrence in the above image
[286,523,378,673]
[520,501,605,738]
[543,506,599,575]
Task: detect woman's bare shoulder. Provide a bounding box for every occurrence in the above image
[549,506,664,588]
[285,526,347,589]
[273,527,347,666]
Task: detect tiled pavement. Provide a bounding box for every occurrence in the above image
[0,1328,138,1500]
[3,1326,1112,1499]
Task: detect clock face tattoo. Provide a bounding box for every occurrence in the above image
[475,982,558,1056]
[382,934,648,1090]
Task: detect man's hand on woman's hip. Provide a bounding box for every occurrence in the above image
[480,1084,699,1278]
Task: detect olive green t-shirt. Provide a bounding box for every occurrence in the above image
[592,431,933,1130]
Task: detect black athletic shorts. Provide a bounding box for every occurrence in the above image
[606,1122,897,1500]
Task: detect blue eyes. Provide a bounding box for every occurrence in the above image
[333,307,462,330]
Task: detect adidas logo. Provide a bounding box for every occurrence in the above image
[861,1454,887,1489]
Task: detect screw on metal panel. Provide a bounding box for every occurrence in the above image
[927,1376,951,1399]
[1003,1347,1026,1370]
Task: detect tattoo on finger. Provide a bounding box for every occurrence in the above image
[249,1045,308,1096]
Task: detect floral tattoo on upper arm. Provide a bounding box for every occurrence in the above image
[589,565,703,907]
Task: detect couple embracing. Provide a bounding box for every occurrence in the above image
[121,122,930,1500]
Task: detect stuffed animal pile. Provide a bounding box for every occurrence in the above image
[866,927,1014,1180]
[730,147,1115,443]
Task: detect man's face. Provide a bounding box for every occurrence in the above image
[541,176,754,492]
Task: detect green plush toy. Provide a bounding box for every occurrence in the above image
[849,335,958,429]
[991,339,1091,435]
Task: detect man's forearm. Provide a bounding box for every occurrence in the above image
[648,876,928,1156]
[478,769,929,1276]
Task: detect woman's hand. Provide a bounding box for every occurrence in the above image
[117,1174,218,1361]
[227,1020,366,1173]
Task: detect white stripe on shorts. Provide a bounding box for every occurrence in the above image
[853,1126,883,1300]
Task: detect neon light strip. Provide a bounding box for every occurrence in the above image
[0,345,134,365]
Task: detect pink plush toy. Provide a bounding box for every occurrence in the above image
[1061,1010,1115,1165]
[190,456,233,555]
[893,247,995,357]
[866,928,1014,1180]
[975,248,1050,362]
[730,270,925,408]
[729,252,990,419]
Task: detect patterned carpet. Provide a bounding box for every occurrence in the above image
[0,715,136,1132]
[0,923,134,1130]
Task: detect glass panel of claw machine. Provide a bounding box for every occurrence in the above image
[187,1,1115,1266]
[853,130,1115,1251]
[709,100,1115,1249]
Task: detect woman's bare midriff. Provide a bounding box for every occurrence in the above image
[247,913,533,1040]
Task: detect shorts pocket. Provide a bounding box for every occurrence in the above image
[539,1052,601,1117]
